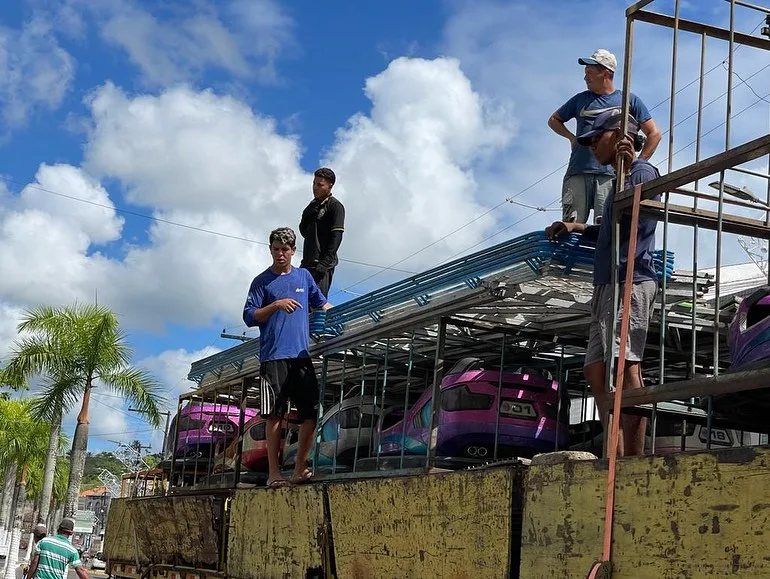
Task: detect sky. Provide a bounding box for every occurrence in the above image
[2,0,770,454]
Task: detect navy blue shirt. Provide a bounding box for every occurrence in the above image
[243,267,327,361]
[587,159,661,285]
[557,90,652,178]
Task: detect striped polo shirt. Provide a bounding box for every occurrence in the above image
[34,534,82,579]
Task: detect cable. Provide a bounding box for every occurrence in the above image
[4,178,417,276]
[723,62,770,106]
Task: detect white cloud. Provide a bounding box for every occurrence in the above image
[80,0,294,87]
[0,16,76,128]
[139,346,222,410]
[0,55,514,335]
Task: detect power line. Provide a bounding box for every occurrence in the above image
[4,178,417,276]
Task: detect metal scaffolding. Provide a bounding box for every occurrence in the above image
[593,0,770,575]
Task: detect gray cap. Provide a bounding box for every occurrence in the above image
[58,518,75,532]
[33,524,47,536]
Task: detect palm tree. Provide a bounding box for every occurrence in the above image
[0,399,50,579]
[2,304,166,518]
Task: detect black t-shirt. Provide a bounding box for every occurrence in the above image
[299,195,345,271]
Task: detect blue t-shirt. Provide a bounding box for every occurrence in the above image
[587,159,661,286]
[557,90,652,178]
[242,267,327,361]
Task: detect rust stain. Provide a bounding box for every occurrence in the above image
[711,516,721,534]
[711,504,739,512]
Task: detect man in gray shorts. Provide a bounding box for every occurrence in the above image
[546,108,661,456]
[548,48,660,224]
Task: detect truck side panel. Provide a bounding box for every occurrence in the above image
[327,469,519,579]
[227,485,327,578]
[521,446,770,578]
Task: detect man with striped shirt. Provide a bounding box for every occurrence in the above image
[27,518,88,579]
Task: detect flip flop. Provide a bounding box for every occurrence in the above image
[266,478,290,489]
[291,469,314,485]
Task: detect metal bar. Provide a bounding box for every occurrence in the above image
[374,338,391,470]
[169,397,182,488]
[685,31,707,454]
[399,332,415,470]
[621,366,770,406]
[729,166,770,180]
[313,356,329,471]
[352,345,368,472]
[604,13,636,457]
[425,318,448,470]
[615,133,770,206]
[332,351,347,474]
[723,0,770,15]
[673,187,770,211]
[655,0,681,455]
[710,0,737,449]
[633,10,770,52]
[555,345,564,452]
[493,334,506,461]
[636,200,770,238]
[626,0,657,16]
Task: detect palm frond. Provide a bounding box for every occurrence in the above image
[102,367,166,428]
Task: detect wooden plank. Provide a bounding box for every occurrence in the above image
[634,11,770,52]
[521,447,770,578]
[327,469,519,579]
[620,366,770,407]
[227,486,326,579]
[636,200,770,239]
[615,134,770,206]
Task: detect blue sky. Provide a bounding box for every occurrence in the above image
[1,0,770,453]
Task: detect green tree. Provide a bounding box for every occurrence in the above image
[2,304,166,518]
[0,398,50,579]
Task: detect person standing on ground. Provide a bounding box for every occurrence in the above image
[548,48,661,225]
[243,227,332,488]
[545,109,661,457]
[27,518,88,579]
[299,167,345,297]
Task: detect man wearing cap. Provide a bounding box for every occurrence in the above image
[548,48,661,225]
[22,525,48,579]
[545,108,661,457]
[27,518,89,579]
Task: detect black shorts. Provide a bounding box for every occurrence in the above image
[259,358,320,422]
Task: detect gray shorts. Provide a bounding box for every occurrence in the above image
[584,280,658,367]
[562,174,614,224]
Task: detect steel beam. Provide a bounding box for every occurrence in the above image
[615,133,770,207]
[620,366,770,407]
[634,10,770,52]
[637,200,770,239]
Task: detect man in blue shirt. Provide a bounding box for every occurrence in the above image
[548,48,661,225]
[243,227,332,487]
[546,109,661,457]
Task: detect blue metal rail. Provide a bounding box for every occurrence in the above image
[188,230,676,383]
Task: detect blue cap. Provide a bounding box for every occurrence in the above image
[576,108,639,146]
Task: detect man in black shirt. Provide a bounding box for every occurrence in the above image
[299,167,345,297]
